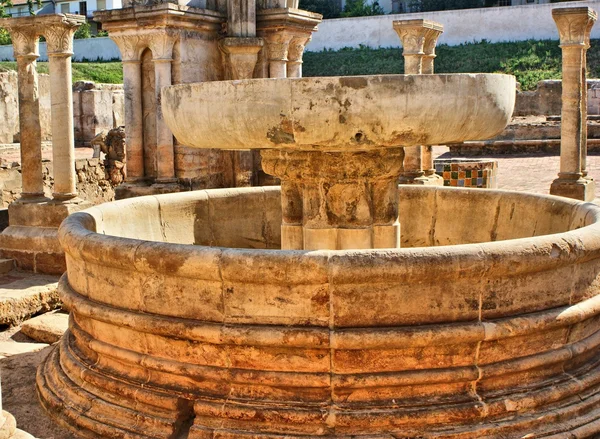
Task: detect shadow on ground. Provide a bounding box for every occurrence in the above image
[1,346,76,439]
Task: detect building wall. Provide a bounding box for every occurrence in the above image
[54,0,122,17]
[307,0,600,51]
[0,36,120,61]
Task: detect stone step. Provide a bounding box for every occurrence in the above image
[0,259,14,275]
[21,311,68,344]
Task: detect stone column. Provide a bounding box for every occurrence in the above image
[44,17,84,201]
[287,35,311,78]
[422,24,444,184]
[262,149,403,251]
[550,7,597,201]
[150,34,176,183]
[9,28,45,200]
[394,20,427,185]
[112,36,145,182]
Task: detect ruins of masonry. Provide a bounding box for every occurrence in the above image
[93,0,321,199]
[550,7,597,201]
[30,6,600,438]
[394,19,444,186]
[0,14,91,275]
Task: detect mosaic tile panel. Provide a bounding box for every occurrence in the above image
[434,159,498,189]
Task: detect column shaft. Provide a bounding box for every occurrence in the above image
[16,55,44,199]
[154,59,175,182]
[122,61,145,181]
[48,54,77,199]
[559,46,585,178]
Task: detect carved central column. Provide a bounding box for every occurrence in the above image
[10,28,45,200]
[550,7,597,201]
[45,16,84,200]
[262,149,403,251]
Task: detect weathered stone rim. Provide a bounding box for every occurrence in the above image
[59,186,600,280]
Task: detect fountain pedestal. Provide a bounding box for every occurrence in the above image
[262,148,402,250]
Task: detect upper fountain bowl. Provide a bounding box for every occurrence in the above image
[162,73,516,151]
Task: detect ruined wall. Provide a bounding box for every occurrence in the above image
[515,79,600,116]
[73,81,125,146]
[0,158,116,208]
[0,72,51,144]
[0,73,124,147]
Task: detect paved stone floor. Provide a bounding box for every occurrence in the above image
[434,146,600,203]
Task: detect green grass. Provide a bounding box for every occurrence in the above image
[303,39,600,91]
[0,61,123,84]
[0,39,598,90]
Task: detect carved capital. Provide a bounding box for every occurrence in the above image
[393,19,444,56]
[9,28,40,58]
[423,26,443,57]
[553,7,597,47]
[44,21,81,55]
[287,35,311,63]
[149,33,177,61]
[263,32,293,61]
[111,35,145,61]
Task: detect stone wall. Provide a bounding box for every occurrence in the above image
[0,158,115,208]
[73,81,125,146]
[0,72,124,147]
[0,72,51,144]
[306,0,600,51]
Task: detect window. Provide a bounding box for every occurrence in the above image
[96,0,106,10]
[60,3,70,13]
[79,1,87,15]
[497,0,510,5]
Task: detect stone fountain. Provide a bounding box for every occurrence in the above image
[35,65,600,438]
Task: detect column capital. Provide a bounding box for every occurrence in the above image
[9,28,40,58]
[42,15,84,55]
[287,34,311,63]
[423,24,444,57]
[111,35,146,62]
[393,19,441,56]
[149,32,178,61]
[262,31,293,61]
[553,7,597,47]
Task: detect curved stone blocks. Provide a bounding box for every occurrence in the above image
[38,186,600,438]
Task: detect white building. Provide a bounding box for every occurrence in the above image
[340,0,552,14]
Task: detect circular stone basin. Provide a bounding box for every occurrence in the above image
[38,186,600,438]
[162,74,516,151]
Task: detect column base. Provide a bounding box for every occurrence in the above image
[550,177,596,201]
[0,199,91,274]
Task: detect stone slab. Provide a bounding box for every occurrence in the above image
[20,311,68,344]
[0,272,60,326]
[0,341,48,357]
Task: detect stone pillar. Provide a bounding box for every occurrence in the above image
[150,35,176,184]
[10,29,45,200]
[262,149,402,251]
[44,17,84,200]
[550,7,597,201]
[287,35,311,78]
[422,24,444,183]
[112,36,145,182]
[394,19,444,186]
